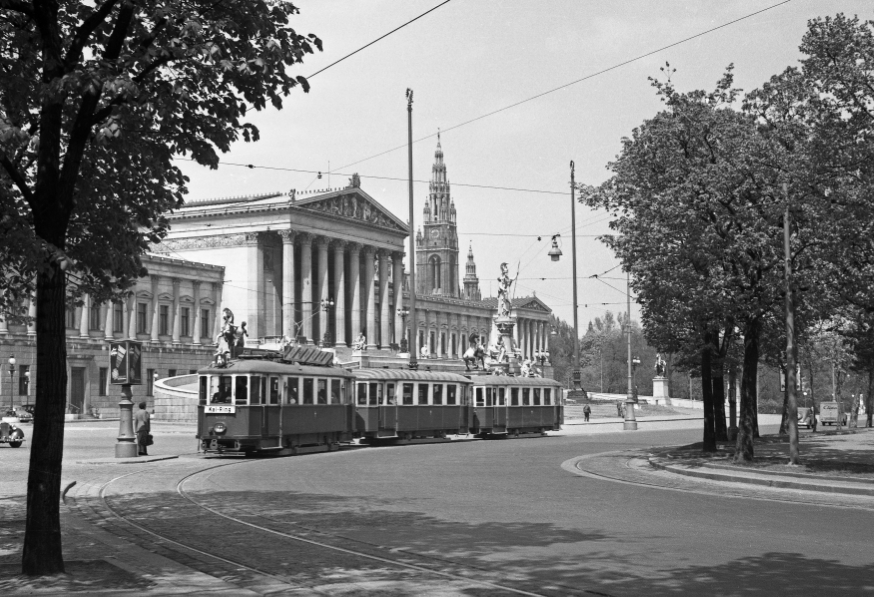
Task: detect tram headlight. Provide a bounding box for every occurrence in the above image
[213,422,227,435]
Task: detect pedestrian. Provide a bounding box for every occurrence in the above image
[583,403,591,422]
[134,401,151,456]
[616,402,622,417]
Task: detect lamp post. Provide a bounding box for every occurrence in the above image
[631,355,641,402]
[624,271,638,430]
[405,88,418,371]
[7,355,15,412]
[397,307,410,352]
[320,298,335,346]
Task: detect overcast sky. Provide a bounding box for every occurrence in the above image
[173,0,871,329]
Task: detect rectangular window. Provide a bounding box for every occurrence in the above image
[137,303,148,334]
[544,389,552,405]
[418,384,429,405]
[18,365,30,396]
[357,383,368,406]
[201,309,210,338]
[159,304,169,335]
[331,379,341,404]
[368,382,380,406]
[98,367,107,396]
[317,379,328,404]
[181,307,190,337]
[533,388,541,406]
[402,383,414,405]
[270,377,280,404]
[385,382,395,405]
[250,376,262,405]
[302,378,314,404]
[287,377,299,404]
[433,384,443,405]
[475,387,484,407]
[113,302,123,333]
[446,384,457,405]
[486,387,493,407]
[65,304,75,328]
[522,388,530,406]
[235,376,248,405]
[89,304,101,330]
[199,376,208,405]
[498,388,506,406]
[210,376,232,404]
[146,368,154,396]
[511,388,519,406]
[168,369,177,378]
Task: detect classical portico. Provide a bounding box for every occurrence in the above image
[157,183,409,348]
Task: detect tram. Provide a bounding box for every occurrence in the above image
[469,376,563,437]
[197,346,356,455]
[353,369,473,441]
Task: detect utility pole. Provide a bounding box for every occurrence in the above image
[406,89,418,370]
[570,162,581,391]
[784,183,799,463]
[624,269,637,430]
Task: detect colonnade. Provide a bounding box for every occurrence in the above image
[515,317,549,359]
[409,308,492,358]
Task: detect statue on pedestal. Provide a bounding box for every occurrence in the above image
[654,353,667,377]
[213,308,238,367]
[497,262,514,317]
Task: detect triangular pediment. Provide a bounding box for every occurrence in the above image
[516,296,551,313]
[295,188,409,234]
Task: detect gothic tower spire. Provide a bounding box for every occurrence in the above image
[417,134,460,296]
[463,243,481,301]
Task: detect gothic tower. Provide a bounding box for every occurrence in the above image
[416,134,460,296]
[463,243,482,301]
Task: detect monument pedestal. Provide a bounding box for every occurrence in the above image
[652,376,669,405]
[493,315,521,376]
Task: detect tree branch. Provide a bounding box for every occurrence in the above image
[0,0,34,18]
[64,0,123,69]
[0,150,34,202]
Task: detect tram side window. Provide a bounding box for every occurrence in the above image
[418,384,429,405]
[250,376,263,405]
[475,387,484,407]
[522,388,530,406]
[368,383,381,406]
[533,388,541,406]
[199,376,208,405]
[357,383,368,406]
[317,379,328,404]
[511,388,519,406]
[498,388,506,406]
[287,377,299,405]
[544,388,551,405]
[446,384,457,405]
[331,379,341,404]
[486,387,493,407]
[303,378,314,404]
[235,376,248,405]
[402,383,414,405]
[270,377,280,405]
[386,383,396,405]
[433,384,443,405]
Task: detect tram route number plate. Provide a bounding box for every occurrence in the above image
[205,405,236,414]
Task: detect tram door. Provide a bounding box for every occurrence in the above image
[494,387,508,432]
[378,382,396,432]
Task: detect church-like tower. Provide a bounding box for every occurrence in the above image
[416,134,460,296]
[463,243,481,301]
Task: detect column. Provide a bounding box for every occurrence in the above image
[192,282,202,345]
[529,319,535,358]
[26,298,36,336]
[332,240,347,346]
[348,243,362,342]
[363,246,377,349]
[279,230,296,340]
[517,317,525,358]
[316,237,329,344]
[104,300,114,339]
[378,250,390,349]
[212,282,224,343]
[128,294,137,340]
[79,294,90,338]
[392,252,404,343]
[171,278,181,344]
[150,276,160,343]
[299,234,313,343]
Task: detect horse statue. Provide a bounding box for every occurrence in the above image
[462,342,486,371]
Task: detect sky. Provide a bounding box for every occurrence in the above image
[173,0,872,330]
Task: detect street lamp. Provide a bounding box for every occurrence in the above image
[631,355,641,402]
[320,298,335,346]
[7,355,15,412]
[397,307,410,353]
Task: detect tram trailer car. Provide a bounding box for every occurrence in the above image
[353,369,473,441]
[198,360,356,455]
[470,377,563,437]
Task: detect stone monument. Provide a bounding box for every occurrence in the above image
[492,263,521,375]
[652,353,669,404]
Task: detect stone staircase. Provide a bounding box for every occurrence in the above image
[565,403,625,420]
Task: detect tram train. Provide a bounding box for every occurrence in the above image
[197,345,563,455]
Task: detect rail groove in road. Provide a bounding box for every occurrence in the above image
[69,457,612,596]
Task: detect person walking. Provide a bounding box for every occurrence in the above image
[583,403,591,423]
[134,401,151,456]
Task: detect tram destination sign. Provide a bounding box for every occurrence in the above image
[109,340,143,385]
[205,405,236,414]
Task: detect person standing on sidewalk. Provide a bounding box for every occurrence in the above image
[134,402,151,456]
[583,403,591,422]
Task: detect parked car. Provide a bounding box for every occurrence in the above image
[13,407,33,424]
[797,407,816,429]
[819,401,847,426]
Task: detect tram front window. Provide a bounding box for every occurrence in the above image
[544,388,552,405]
[270,377,280,404]
[250,377,263,405]
[368,383,381,406]
[303,378,314,404]
[317,379,328,404]
[402,383,414,405]
[331,379,341,404]
[211,376,233,404]
[486,387,493,407]
[235,376,248,405]
[499,388,506,406]
[446,384,457,405]
[475,388,484,407]
[386,383,396,405]
[357,383,368,406]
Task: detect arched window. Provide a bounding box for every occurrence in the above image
[429,255,441,292]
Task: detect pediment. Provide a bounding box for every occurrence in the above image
[296,188,408,234]
[516,296,551,313]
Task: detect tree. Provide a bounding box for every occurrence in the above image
[0,0,320,575]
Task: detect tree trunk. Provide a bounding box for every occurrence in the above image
[779,366,789,436]
[701,331,716,453]
[866,361,873,429]
[713,373,728,441]
[735,318,759,463]
[22,263,67,575]
[752,364,760,438]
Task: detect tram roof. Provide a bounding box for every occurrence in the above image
[354,369,472,383]
[198,359,354,377]
[470,376,562,387]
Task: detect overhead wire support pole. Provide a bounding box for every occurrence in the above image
[406,88,418,370]
[784,182,799,462]
[570,162,581,391]
[624,267,638,430]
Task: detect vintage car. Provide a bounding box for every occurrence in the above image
[0,416,25,448]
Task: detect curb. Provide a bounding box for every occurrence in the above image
[564,415,703,426]
[649,458,874,497]
[75,455,179,465]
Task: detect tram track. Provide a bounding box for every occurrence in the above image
[89,456,610,597]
